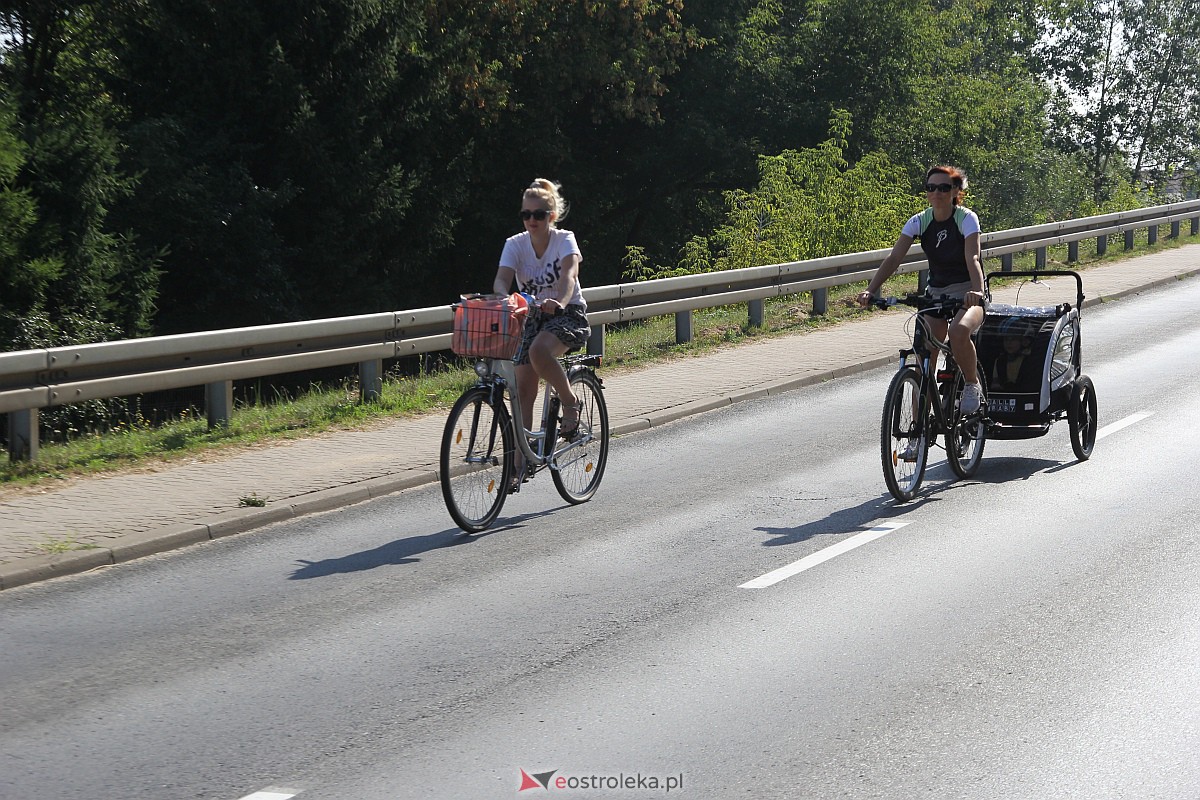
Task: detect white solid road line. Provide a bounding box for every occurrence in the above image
[237,790,298,800]
[739,522,910,589]
[1095,411,1152,440]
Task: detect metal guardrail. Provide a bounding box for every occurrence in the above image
[3,199,1199,461]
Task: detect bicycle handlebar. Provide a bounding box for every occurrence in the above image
[868,293,982,316]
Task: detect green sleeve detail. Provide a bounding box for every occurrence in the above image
[917,207,934,237]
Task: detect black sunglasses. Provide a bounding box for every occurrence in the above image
[520,209,550,221]
[924,182,954,193]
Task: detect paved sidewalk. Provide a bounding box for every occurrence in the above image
[2,245,1198,589]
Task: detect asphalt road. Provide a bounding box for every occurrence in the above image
[2,279,1199,800]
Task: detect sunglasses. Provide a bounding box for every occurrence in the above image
[520,209,550,221]
[924,182,954,193]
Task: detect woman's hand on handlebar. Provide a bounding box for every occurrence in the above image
[963,289,986,308]
[856,290,876,308]
[538,297,565,315]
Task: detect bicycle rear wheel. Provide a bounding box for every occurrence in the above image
[552,370,609,504]
[945,366,987,478]
[440,387,512,532]
[881,366,929,502]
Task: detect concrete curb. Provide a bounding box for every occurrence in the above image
[1,263,1195,591]
[0,470,438,589]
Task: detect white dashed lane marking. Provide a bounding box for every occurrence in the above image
[237,789,299,800]
[739,522,910,589]
[1095,411,1151,440]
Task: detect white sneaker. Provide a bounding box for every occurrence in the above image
[959,382,983,414]
[899,440,921,462]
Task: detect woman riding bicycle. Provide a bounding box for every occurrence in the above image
[492,178,590,489]
[857,165,987,413]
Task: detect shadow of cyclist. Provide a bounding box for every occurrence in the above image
[754,494,911,547]
[754,454,1065,547]
[287,507,567,579]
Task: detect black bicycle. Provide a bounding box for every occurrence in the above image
[872,294,987,502]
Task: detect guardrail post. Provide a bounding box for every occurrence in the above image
[359,359,383,403]
[748,298,765,327]
[7,409,38,462]
[1096,235,1107,256]
[1124,230,1135,250]
[811,289,827,316]
[206,380,233,428]
[1035,246,1047,269]
[1001,253,1014,272]
[1067,241,1079,262]
[1192,216,1199,235]
[675,310,693,344]
[1171,220,1181,238]
[1148,225,1158,245]
[586,324,605,357]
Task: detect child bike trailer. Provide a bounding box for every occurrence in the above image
[978,269,1097,459]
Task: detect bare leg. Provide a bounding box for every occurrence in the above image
[925,316,949,372]
[948,306,984,384]
[528,331,576,429]
[516,363,540,433]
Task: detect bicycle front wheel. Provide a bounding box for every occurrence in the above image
[552,370,609,504]
[945,366,987,478]
[881,366,928,502]
[440,387,512,532]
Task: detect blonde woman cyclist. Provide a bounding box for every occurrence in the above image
[492,178,590,491]
[858,164,986,414]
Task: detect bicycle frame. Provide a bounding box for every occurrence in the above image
[897,311,959,442]
[476,357,596,471]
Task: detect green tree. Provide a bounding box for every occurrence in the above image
[707,110,921,272]
[0,0,160,347]
[433,0,699,293]
[0,100,47,340]
[860,0,1077,228]
[597,0,928,280]
[103,0,695,331]
[1041,0,1200,201]
[1116,0,1200,187]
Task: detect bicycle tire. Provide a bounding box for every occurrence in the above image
[945,365,987,478]
[551,370,609,504]
[440,386,512,532]
[881,365,929,502]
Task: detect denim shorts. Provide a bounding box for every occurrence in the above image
[513,304,590,365]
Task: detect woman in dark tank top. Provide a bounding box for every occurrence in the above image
[857,165,987,414]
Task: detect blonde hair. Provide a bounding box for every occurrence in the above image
[523,178,569,223]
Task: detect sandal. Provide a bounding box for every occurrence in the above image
[559,399,581,440]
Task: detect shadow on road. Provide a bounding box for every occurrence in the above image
[754,455,1068,547]
[288,528,467,579]
[754,494,908,547]
[287,505,567,579]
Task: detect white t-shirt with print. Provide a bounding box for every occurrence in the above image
[498,228,586,310]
